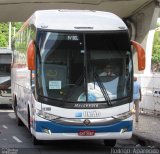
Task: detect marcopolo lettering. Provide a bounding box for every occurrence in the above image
[74,104,99,108]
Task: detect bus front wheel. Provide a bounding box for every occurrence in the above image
[28,107,42,145]
[104,139,116,147]
[32,135,42,145]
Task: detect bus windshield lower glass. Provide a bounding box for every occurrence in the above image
[36,31,132,104]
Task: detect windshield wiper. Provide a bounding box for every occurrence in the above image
[75,70,85,86]
[94,72,112,106]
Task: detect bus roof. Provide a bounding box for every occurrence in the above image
[28,10,128,31]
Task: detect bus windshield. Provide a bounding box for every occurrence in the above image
[36,31,132,104]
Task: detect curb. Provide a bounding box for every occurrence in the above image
[132,133,160,148]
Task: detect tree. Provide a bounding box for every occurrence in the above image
[12,22,23,35]
[152,31,160,72]
[0,23,9,47]
[0,22,23,48]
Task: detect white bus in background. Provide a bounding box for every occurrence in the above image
[11,10,145,146]
[0,48,12,105]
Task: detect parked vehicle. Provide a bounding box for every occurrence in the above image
[0,48,12,105]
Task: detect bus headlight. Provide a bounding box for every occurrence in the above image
[37,109,59,121]
[113,111,132,120]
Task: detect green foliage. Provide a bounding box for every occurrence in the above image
[152,31,160,72]
[157,22,160,28]
[12,22,23,31]
[0,22,23,48]
[0,23,9,47]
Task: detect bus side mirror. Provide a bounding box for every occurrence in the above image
[131,40,145,71]
[27,40,35,70]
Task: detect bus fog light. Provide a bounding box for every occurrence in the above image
[120,128,128,134]
[43,128,52,135]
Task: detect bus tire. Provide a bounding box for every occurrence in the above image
[32,135,41,145]
[104,139,116,147]
[14,98,24,126]
[28,107,42,145]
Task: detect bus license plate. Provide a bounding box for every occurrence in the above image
[78,130,95,136]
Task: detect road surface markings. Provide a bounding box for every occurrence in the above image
[2,125,8,129]
[12,136,22,143]
[8,113,16,119]
[0,110,14,113]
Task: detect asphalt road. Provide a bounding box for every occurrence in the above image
[0,105,147,154]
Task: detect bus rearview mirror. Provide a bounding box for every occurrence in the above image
[27,40,35,70]
[131,40,145,71]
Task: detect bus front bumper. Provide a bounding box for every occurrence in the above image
[31,116,133,140]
